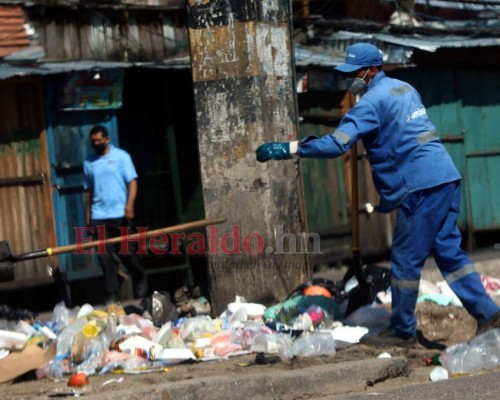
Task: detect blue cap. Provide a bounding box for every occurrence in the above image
[335,43,383,73]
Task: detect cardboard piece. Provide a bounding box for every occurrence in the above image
[0,344,51,384]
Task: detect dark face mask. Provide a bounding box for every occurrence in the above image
[92,142,108,155]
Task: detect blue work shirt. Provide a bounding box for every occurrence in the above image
[83,145,138,219]
[297,72,461,212]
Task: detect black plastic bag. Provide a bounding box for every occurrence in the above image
[140,291,178,327]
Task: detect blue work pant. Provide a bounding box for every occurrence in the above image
[390,180,500,337]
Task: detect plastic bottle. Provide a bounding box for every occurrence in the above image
[282,332,336,359]
[425,353,441,366]
[439,328,500,375]
[105,313,117,346]
[75,337,106,375]
[52,301,79,331]
[56,318,86,360]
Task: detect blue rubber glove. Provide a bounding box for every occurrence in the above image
[256,142,291,162]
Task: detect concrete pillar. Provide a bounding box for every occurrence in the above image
[186,0,308,314]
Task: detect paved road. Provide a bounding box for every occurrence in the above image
[323,368,500,400]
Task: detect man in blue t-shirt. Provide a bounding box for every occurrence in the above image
[256,43,500,347]
[83,125,148,303]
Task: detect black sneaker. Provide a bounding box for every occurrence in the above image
[361,330,417,348]
[476,311,500,336]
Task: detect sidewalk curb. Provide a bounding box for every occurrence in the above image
[88,357,410,400]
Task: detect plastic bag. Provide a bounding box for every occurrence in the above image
[141,291,178,327]
[52,301,79,331]
[178,315,218,341]
[251,333,293,354]
[342,304,390,336]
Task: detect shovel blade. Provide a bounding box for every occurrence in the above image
[344,263,391,317]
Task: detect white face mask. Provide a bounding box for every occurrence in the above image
[346,69,370,96]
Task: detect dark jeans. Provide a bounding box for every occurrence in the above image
[91,218,147,298]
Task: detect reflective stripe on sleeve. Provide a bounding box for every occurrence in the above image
[390,85,412,96]
[416,129,438,144]
[333,130,351,145]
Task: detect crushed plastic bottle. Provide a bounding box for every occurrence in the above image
[439,328,500,375]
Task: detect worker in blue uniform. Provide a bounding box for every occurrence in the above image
[256,43,500,347]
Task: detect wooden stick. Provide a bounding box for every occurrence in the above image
[46,217,226,256]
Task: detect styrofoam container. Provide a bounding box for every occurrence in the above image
[321,326,369,349]
[0,330,28,350]
[155,348,196,364]
[227,303,266,318]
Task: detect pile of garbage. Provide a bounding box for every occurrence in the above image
[1,272,500,384]
[0,280,374,383]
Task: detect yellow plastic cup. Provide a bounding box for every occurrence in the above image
[82,324,99,338]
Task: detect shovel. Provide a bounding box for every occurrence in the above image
[0,217,226,306]
[0,217,226,263]
[343,145,390,316]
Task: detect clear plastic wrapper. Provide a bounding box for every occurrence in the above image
[282,332,336,359]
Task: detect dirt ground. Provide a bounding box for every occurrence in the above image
[0,301,480,399]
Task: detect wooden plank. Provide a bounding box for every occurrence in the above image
[2,85,25,275]
[149,16,164,60]
[104,18,115,59]
[80,20,92,59]
[12,86,33,279]
[127,14,141,60]
[18,93,34,279]
[93,14,108,59]
[22,82,43,279]
[138,16,153,59]
[34,80,57,252]
[63,18,74,59]
[162,14,175,56]
[87,15,101,58]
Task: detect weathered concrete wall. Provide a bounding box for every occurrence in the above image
[187,0,308,313]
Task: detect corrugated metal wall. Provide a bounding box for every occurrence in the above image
[0,78,56,281]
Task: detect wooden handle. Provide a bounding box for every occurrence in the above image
[350,145,362,274]
[49,217,226,256]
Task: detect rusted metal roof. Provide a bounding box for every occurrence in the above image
[0,59,193,80]
[0,5,30,58]
[0,60,133,80]
[0,1,185,10]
